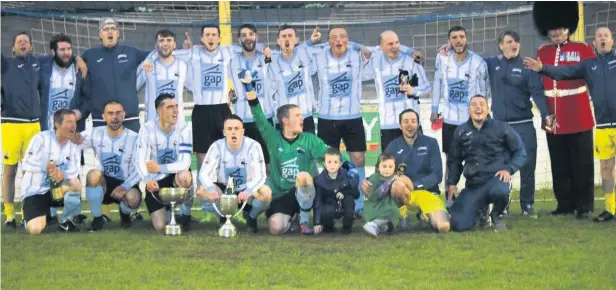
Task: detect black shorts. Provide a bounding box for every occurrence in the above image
[275,116,316,134]
[380,126,423,151]
[144,174,177,214]
[442,123,459,154]
[266,189,299,219]
[317,117,366,152]
[192,104,232,153]
[103,175,142,205]
[244,118,273,164]
[23,191,61,223]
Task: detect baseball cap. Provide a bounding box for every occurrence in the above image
[99,18,118,30]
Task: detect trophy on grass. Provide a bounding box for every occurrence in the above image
[213,174,248,238]
[157,187,193,236]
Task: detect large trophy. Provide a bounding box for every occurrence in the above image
[157,187,192,236]
[213,175,248,238]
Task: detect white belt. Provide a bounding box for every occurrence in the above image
[596,123,616,128]
[544,86,587,97]
[507,119,533,125]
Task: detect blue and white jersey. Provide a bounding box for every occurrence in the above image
[198,137,266,195]
[136,120,193,182]
[363,51,431,129]
[20,130,81,199]
[229,51,275,122]
[432,50,488,125]
[314,48,367,120]
[45,63,77,130]
[137,58,189,122]
[269,44,318,118]
[80,126,140,189]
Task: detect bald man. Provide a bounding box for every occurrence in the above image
[525,27,615,222]
[363,30,431,150]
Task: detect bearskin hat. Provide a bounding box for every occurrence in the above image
[532,1,580,37]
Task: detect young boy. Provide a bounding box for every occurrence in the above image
[363,153,401,236]
[313,148,359,235]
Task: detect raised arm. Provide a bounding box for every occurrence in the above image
[247,98,278,147]
[539,60,589,81]
[159,126,193,174]
[528,70,551,119]
[245,142,267,196]
[503,124,527,175]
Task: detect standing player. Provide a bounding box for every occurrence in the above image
[80,18,152,133]
[137,29,189,123]
[20,109,83,234]
[430,26,488,204]
[524,27,615,221]
[247,86,357,235]
[268,25,322,133]
[136,94,194,232]
[363,30,431,150]
[314,26,369,217]
[196,115,272,233]
[484,30,552,218]
[76,101,142,231]
[531,2,596,219]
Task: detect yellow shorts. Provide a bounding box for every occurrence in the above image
[399,190,446,218]
[594,128,616,160]
[1,122,40,165]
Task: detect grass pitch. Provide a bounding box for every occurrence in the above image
[2,188,616,290]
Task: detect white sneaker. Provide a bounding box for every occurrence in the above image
[363,222,379,237]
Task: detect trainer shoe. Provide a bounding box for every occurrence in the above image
[363,222,379,237]
[234,213,247,225]
[300,223,313,235]
[101,214,112,223]
[58,220,78,232]
[200,213,218,223]
[177,215,191,232]
[593,211,614,222]
[576,211,591,220]
[88,216,106,232]
[521,208,538,219]
[131,212,144,221]
[491,214,507,231]
[478,209,492,229]
[5,219,16,230]
[73,214,88,225]
[119,211,133,228]
[246,215,258,234]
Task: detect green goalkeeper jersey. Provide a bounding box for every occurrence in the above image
[249,99,347,200]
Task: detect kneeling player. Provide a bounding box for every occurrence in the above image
[77,101,142,231]
[313,148,359,235]
[21,109,83,234]
[137,94,194,232]
[196,115,272,233]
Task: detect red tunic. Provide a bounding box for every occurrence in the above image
[537,41,595,134]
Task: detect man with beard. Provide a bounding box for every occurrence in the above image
[448,96,527,231]
[1,32,86,229]
[363,30,431,151]
[529,2,596,219]
[20,109,83,234]
[430,26,488,207]
[80,18,152,133]
[268,25,322,134]
[525,27,616,222]
[75,101,142,231]
[137,29,189,122]
[136,94,194,232]
[482,30,553,218]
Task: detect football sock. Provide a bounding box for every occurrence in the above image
[605,193,615,214]
[4,203,15,221]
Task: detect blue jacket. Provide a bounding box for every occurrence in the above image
[38,61,89,131]
[384,134,442,194]
[540,49,616,129]
[1,54,50,123]
[447,116,527,188]
[81,44,150,122]
[485,55,550,123]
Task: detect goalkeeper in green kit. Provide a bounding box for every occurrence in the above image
[244,80,357,235]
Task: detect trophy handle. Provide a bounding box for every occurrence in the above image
[211,199,249,218]
[233,200,249,218]
[211,202,226,218]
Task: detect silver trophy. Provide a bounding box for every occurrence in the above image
[157,187,193,236]
[213,175,248,238]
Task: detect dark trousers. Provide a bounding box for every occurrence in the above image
[510,122,537,211]
[450,177,511,232]
[321,195,355,229]
[546,130,595,213]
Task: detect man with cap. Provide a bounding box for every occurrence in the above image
[525,27,616,222]
[79,18,152,133]
[531,2,596,219]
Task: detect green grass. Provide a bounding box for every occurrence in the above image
[2,188,616,290]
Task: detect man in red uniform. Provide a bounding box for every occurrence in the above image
[533,2,596,219]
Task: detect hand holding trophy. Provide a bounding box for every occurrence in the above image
[212,174,249,238]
